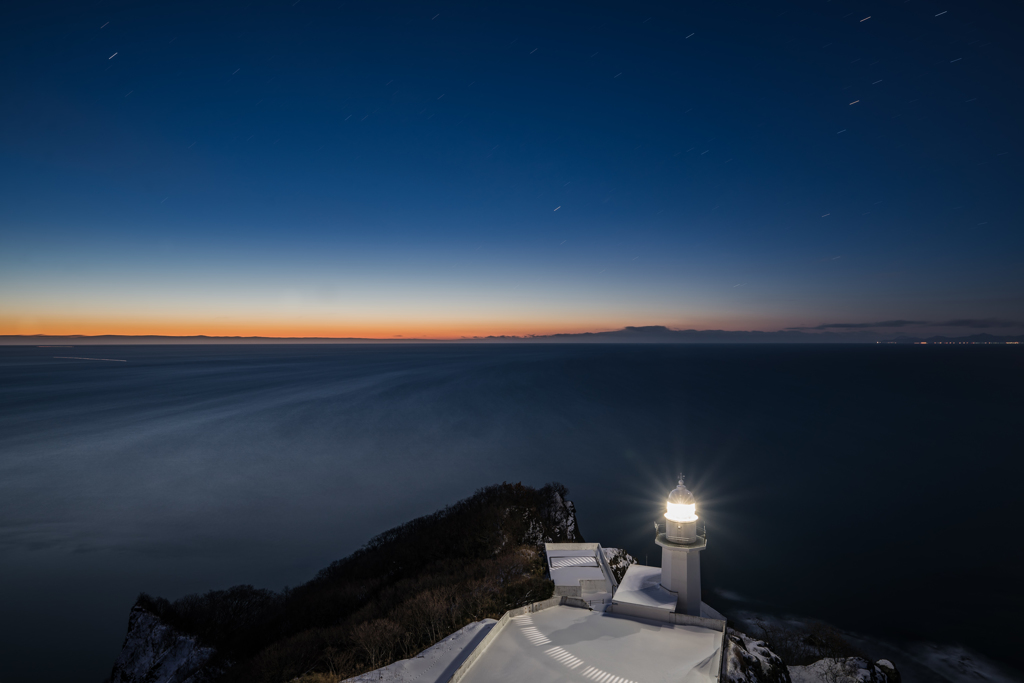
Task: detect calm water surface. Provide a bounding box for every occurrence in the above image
[0,344,1021,682]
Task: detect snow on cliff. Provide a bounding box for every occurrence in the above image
[538,488,582,543]
[725,628,792,683]
[548,490,580,541]
[789,657,899,683]
[109,605,219,683]
[517,487,582,547]
[601,547,637,584]
[724,628,901,683]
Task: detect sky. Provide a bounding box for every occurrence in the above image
[1,0,1021,339]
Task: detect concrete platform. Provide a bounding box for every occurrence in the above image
[456,604,723,683]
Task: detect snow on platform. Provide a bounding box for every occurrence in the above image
[343,619,497,683]
[612,565,677,612]
[456,605,722,683]
[550,563,608,585]
[547,547,607,585]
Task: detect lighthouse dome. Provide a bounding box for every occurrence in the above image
[667,478,695,505]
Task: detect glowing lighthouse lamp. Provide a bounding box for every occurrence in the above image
[656,475,707,615]
[664,478,699,543]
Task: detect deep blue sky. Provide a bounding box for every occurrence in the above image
[1,0,1021,337]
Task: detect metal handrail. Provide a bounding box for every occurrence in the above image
[654,520,708,539]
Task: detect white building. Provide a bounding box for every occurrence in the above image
[547,542,619,606]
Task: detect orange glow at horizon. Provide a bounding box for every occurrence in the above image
[0,314,766,340]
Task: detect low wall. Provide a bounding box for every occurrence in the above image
[605,602,726,632]
[559,596,592,610]
[605,600,670,623]
[553,585,582,597]
[670,611,726,632]
[580,578,610,593]
[594,546,620,592]
[544,542,600,551]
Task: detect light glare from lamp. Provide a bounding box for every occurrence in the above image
[665,502,697,522]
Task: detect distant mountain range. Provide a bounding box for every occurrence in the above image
[3,327,1021,345]
[481,326,884,343]
[877,333,1023,344]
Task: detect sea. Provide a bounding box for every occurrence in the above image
[0,344,1021,683]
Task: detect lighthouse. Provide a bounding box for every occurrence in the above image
[607,473,722,624]
[656,475,706,615]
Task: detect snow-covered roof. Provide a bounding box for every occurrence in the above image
[455,604,723,683]
[611,564,677,611]
[610,565,727,624]
[549,562,607,585]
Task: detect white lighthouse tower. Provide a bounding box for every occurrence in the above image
[608,474,721,624]
[656,475,706,615]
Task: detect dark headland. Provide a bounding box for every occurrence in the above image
[107,483,899,683]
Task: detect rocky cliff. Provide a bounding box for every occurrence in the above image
[724,628,901,683]
[109,605,220,683]
[789,657,900,683]
[601,547,637,584]
[725,628,793,683]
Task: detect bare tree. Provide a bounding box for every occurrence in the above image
[752,618,813,665]
[491,548,531,586]
[807,622,861,683]
[415,586,457,644]
[322,644,354,679]
[351,619,403,671]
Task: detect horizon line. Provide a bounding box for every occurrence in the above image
[1,327,1020,345]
